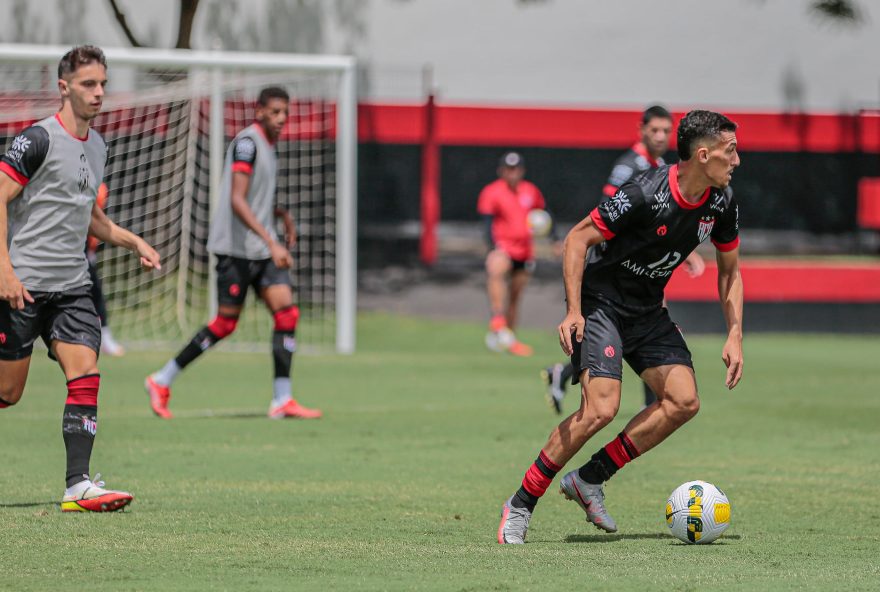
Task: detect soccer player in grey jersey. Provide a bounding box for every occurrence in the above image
[145,87,321,420]
[0,46,161,512]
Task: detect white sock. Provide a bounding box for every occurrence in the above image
[64,478,92,496]
[152,360,182,387]
[272,378,292,407]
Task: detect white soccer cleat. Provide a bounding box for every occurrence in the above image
[61,474,133,513]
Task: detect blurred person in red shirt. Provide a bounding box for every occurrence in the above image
[478,152,557,356]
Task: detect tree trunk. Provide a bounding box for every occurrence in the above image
[175,0,200,49]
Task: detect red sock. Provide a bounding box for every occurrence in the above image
[517,450,562,508]
[489,315,507,332]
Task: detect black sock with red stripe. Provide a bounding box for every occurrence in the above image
[63,374,100,487]
[511,450,562,512]
[578,431,640,484]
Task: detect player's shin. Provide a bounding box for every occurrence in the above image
[62,374,99,487]
[512,450,562,511]
[271,306,299,406]
[577,431,640,484]
[155,315,239,386]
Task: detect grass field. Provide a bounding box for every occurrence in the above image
[2,313,879,591]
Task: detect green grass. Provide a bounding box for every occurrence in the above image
[2,313,879,591]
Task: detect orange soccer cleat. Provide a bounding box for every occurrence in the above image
[268,399,323,419]
[144,376,173,419]
[61,475,133,513]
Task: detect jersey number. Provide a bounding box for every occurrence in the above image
[646,251,681,271]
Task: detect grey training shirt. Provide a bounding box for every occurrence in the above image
[1,114,106,292]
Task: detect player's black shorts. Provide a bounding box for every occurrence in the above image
[216,255,291,307]
[570,300,693,383]
[0,286,101,361]
[511,258,535,273]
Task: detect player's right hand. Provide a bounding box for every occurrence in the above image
[270,241,293,270]
[558,311,585,356]
[0,267,34,310]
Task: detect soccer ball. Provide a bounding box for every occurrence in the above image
[527,209,552,237]
[665,480,731,544]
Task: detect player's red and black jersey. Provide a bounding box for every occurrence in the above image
[585,164,739,316]
[602,142,666,197]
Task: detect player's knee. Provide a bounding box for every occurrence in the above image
[486,251,511,275]
[273,305,300,332]
[207,314,239,339]
[668,392,700,424]
[0,384,24,407]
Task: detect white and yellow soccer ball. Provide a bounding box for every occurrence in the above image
[526,209,552,237]
[665,480,731,544]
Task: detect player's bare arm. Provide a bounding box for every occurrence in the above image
[558,214,605,355]
[274,207,297,248]
[0,174,33,310]
[230,171,292,268]
[716,247,744,389]
[88,202,161,270]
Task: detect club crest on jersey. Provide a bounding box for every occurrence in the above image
[603,190,632,221]
[697,216,715,243]
[77,154,90,193]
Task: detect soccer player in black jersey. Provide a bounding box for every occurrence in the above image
[498,110,743,544]
[543,105,706,413]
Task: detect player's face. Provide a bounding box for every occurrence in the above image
[641,117,673,158]
[257,98,289,141]
[499,165,525,187]
[702,131,740,188]
[59,63,107,121]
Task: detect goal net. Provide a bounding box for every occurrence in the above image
[0,45,357,353]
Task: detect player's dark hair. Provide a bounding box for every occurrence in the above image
[258,86,290,106]
[677,110,737,161]
[642,105,672,125]
[58,45,106,80]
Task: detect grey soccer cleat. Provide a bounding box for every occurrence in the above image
[559,471,618,533]
[497,496,532,544]
[541,363,566,414]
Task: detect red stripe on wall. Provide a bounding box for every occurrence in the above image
[665,261,880,302]
[358,103,880,153]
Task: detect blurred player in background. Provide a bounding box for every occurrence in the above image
[145,86,321,420]
[87,182,125,357]
[0,46,161,512]
[542,105,706,413]
[478,152,558,356]
[498,110,743,544]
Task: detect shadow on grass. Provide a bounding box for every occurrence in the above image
[0,501,56,509]
[563,533,742,543]
[174,410,267,420]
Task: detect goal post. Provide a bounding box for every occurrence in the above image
[0,43,357,354]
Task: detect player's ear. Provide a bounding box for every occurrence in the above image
[58,79,69,97]
[697,146,709,164]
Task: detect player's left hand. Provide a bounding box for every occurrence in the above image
[684,253,706,278]
[721,334,743,390]
[136,240,162,271]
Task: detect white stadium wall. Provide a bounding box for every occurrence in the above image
[2,0,878,111]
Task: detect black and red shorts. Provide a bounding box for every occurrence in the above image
[570,300,693,383]
[0,286,101,361]
[215,255,291,307]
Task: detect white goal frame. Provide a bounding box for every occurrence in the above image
[0,43,357,354]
